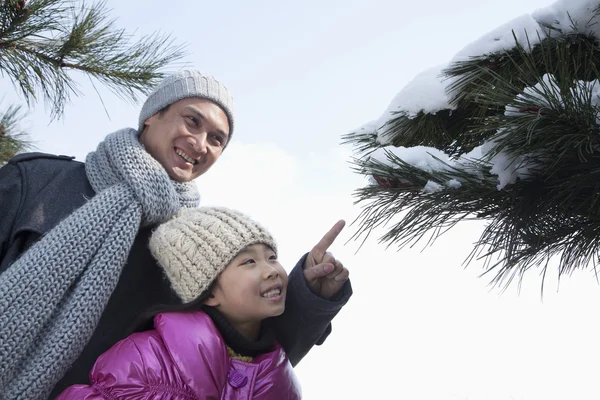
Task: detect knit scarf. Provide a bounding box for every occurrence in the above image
[0,129,200,400]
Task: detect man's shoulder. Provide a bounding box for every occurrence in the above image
[9,152,78,166]
[8,152,86,181]
[7,152,91,201]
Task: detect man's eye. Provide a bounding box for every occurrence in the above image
[211,134,224,146]
[186,116,199,126]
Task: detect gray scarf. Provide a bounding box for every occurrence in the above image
[0,128,200,400]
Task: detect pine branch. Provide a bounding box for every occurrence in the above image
[0,0,186,118]
[472,38,600,179]
[381,107,490,156]
[346,26,600,288]
[445,32,600,115]
[341,129,379,156]
[350,148,600,287]
[341,106,499,159]
[349,150,500,248]
[0,104,30,164]
[0,0,66,42]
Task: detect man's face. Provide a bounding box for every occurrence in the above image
[139,97,230,182]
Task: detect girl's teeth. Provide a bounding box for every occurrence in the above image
[262,289,281,298]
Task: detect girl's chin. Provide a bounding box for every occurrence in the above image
[266,310,285,319]
[268,303,286,318]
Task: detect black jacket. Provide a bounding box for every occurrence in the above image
[0,153,352,399]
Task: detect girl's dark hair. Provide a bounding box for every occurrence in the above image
[127,283,216,335]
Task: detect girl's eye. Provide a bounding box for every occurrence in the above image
[269,254,278,261]
[242,258,255,265]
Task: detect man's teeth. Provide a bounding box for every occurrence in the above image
[261,289,281,298]
[176,149,196,165]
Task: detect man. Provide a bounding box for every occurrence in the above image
[0,70,352,399]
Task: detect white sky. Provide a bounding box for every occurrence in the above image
[3,1,600,399]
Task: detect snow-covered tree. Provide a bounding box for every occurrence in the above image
[0,0,184,164]
[345,0,600,287]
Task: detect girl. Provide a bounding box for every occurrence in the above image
[57,207,302,399]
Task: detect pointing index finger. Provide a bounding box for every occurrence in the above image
[312,220,346,255]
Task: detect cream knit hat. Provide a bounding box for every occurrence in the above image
[138,70,235,140]
[149,207,277,303]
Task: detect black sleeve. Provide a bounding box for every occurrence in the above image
[269,253,352,366]
[0,161,23,263]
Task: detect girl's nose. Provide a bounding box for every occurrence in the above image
[263,263,279,279]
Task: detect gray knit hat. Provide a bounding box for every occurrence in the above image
[149,207,277,303]
[138,70,235,138]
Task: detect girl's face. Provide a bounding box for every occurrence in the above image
[205,243,288,339]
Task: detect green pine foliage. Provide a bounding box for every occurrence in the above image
[0,104,27,163]
[0,0,185,164]
[344,10,600,287]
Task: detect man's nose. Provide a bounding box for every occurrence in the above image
[191,133,208,154]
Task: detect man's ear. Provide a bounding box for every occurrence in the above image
[142,114,156,128]
[138,118,152,142]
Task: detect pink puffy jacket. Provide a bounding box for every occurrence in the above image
[56,311,302,399]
